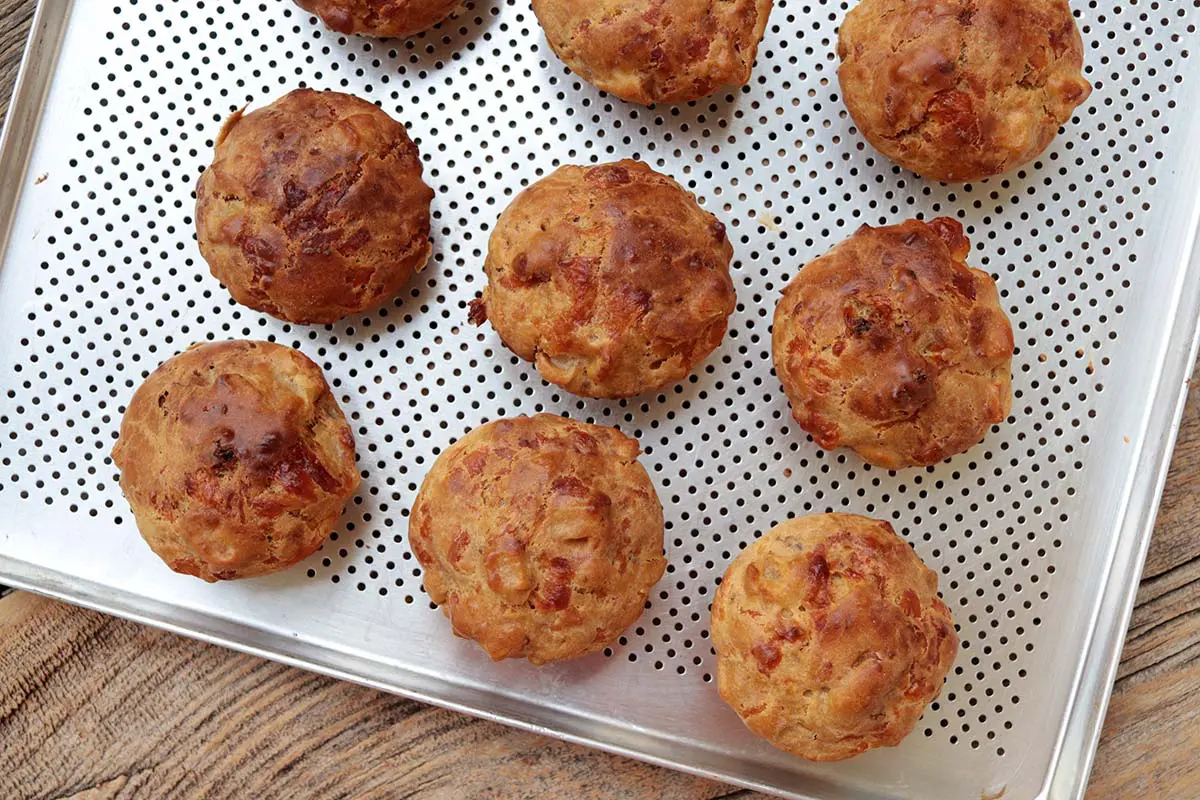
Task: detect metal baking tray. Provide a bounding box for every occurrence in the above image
[1,1,1198,797]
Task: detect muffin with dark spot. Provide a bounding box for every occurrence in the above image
[409,414,666,664]
[294,0,460,39]
[712,513,958,761]
[471,160,736,399]
[196,88,433,324]
[837,0,1092,182]
[112,340,360,582]
[532,0,774,104]
[772,217,1013,469]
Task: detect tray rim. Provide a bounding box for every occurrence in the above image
[0,0,71,264]
[2,2,1200,798]
[1042,204,1200,799]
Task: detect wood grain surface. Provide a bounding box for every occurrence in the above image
[0,2,1197,798]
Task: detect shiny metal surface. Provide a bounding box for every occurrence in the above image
[1,1,1199,798]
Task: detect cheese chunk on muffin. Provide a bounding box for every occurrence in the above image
[112,341,359,582]
[471,160,736,399]
[196,88,433,324]
[293,0,459,39]
[712,513,958,761]
[837,0,1092,182]
[772,217,1013,469]
[409,415,666,665]
[532,0,774,104]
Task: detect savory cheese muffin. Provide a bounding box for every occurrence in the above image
[837,0,1092,182]
[772,218,1013,469]
[712,513,958,761]
[470,160,736,399]
[196,88,433,324]
[409,415,666,665]
[293,0,459,39]
[111,341,359,582]
[532,0,774,104]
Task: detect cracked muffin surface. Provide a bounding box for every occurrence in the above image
[471,160,736,399]
[409,414,666,665]
[712,513,958,761]
[293,0,460,38]
[196,88,433,324]
[837,0,1091,182]
[531,0,773,104]
[112,340,360,582]
[772,218,1013,469]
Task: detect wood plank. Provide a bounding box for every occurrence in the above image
[0,592,739,800]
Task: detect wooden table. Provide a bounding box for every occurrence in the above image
[0,3,1197,797]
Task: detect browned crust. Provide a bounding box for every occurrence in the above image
[293,0,461,38]
[711,513,958,761]
[531,0,774,104]
[772,218,1014,469]
[214,105,246,148]
[836,0,1092,182]
[409,414,666,665]
[475,160,736,399]
[195,88,433,324]
[111,340,360,582]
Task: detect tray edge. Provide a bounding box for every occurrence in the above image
[0,0,72,265]
[1040,142,1200,799]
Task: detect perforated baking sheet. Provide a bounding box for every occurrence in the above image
[1,1,1199,798]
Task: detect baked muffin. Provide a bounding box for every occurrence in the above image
[837,0,1092,182]
[712,513,958,761]
[196,88,433,324]
[470,160,736,399]
[293,0,459,38]
[111,340,360,582]
[772,217,1013,469]
[409,414,666,664]
[532,0,774,104]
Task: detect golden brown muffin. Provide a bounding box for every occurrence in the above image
[470,160,736,399]
[837,0,1092,182]
[409,415,666,664]
[531,0,774,104]
[293,0,459,38]
[196,88,433,324]
[712,513,958,761]
[111,341,360,582]
[772,218,1013,469]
